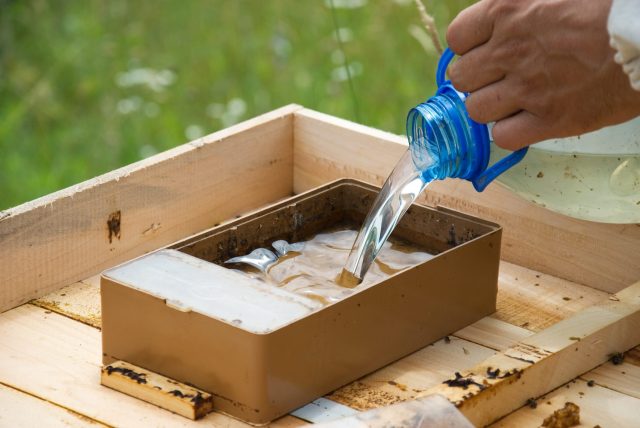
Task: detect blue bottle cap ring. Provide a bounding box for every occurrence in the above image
[417,48,529,192]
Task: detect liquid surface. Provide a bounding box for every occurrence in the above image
[342,149,433,282]
[495,146,640,223]
[230,227,433,305]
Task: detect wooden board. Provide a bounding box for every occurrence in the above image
[491,379,640,427]
[326,335,497,410]
[3,279,640,427]
[493,261,609,331]
[0,104,301,313]
[0,382,105,427]
[32,279,101,328]
[586,361,640,399]
[101,361,213,420]
[0,304,303,428]
[22,261,640,424]
[455,317,532,352]
[420,281,640,427]
[0,303,496,427]
[292,108,640,293]
[28,255,634,419]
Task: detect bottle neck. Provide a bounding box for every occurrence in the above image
[407,86,488,182]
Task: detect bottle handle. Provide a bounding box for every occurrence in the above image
[471,146,528,191]
[436,47,529,192]
[436,48,456,88]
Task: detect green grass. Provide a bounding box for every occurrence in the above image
[0,0,472,209]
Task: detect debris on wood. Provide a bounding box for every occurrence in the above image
[609,352,625,365]
[443,372,485,390]
[486,367,501,379]
[387,380,408,392]
[541,402,580,428]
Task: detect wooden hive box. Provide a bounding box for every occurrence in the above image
[1,104,639,427]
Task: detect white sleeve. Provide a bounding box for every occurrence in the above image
[608,0,640,91]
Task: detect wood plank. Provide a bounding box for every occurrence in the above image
[495,261,609,331]
[0,382,105,427]
[26,277,506,417]
[24,275,525,415]
[454,316,639,402]
[80,275,101,288]
[292,108,640,293]
[32,280,101,328]
[584,361,640,399]
[38,267,634,423]
[454,317,533,352]
[417,281,640,427]
[101,361,213,420]
[7,275,636,426]
[0,104,301,313]
[491,379,640,427]
[0,302,508,426]
[326,335,497,410]
[0,304,302,427]
[25,249,621,421]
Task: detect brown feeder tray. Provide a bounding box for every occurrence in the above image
[100,178,502,425]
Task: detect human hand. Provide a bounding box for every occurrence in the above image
[446,0,640,150]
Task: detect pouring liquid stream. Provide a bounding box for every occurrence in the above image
[340,148,437,285]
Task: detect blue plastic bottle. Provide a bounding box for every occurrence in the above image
[407,48,640,224]
[406,48,528,191]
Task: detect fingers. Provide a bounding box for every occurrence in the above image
[449,42,504,92]
[491,111,552,150]
[465,79,520,124]
[446,0,493,54]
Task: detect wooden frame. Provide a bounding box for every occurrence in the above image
[2,105,639,314]
[0,105,297,313]
[1,105,639,427]
[423,280,640,427]
[101,360,214,420]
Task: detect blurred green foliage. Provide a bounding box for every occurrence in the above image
[0,0,472,209]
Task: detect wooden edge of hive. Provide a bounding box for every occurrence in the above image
[100,360,213,420]
[416,280,640,427]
